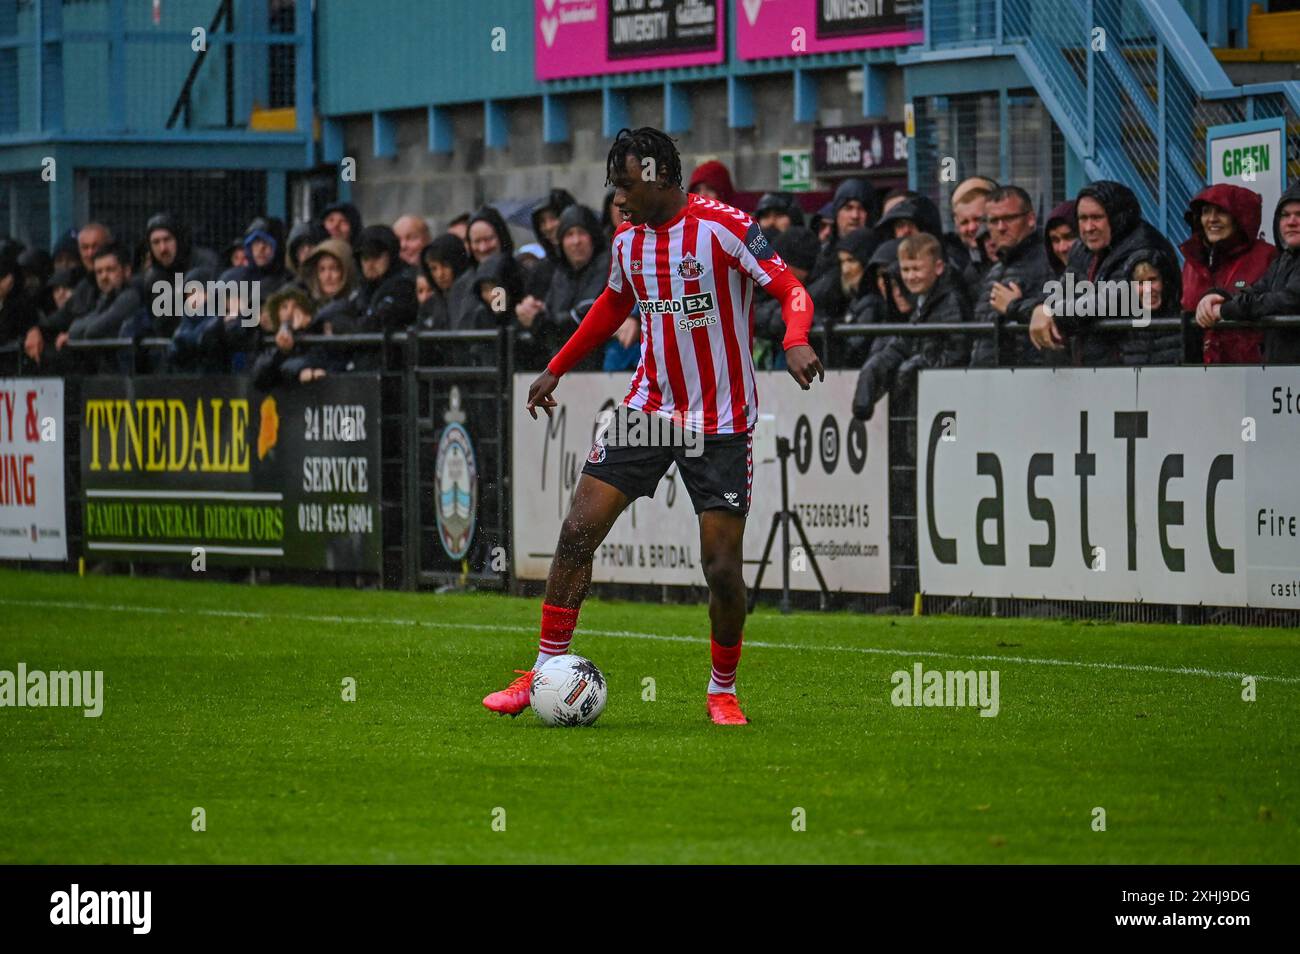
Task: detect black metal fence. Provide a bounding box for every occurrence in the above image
[4,313,1300,627]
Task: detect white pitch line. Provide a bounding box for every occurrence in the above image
[2,597,1298,686]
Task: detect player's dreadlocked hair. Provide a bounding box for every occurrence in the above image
[605,127,682,189]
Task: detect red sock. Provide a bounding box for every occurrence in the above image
[535,603,580,668]
[709,633,743,694]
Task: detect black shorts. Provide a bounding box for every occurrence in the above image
[581,405,753,515]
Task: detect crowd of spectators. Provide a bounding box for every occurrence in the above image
[2,160,1299,414]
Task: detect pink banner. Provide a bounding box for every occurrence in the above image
[535,0,725,81]
[736,0,922,60]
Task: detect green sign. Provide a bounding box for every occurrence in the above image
[779,149,812,192]
[1207,118,1288,241]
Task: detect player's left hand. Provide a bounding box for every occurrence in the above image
[785,344,824,390]
[526,369,560,419]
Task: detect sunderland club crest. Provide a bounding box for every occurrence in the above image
[677,253,706,279]
[433,422,478,561]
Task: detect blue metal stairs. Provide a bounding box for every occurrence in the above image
[906,0,1300,239]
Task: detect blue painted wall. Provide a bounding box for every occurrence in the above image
[315,0,907,117]
[316,0,540,114]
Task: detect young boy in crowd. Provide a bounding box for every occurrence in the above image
[852,233,970,422]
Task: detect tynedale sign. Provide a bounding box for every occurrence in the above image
[79,375,382,572]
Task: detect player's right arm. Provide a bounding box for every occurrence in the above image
[526,286,636,419]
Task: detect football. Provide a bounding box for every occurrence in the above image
[529,654,608,727]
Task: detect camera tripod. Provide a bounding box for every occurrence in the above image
[747,435,831,615]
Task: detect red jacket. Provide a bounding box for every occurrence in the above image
[1180,183,1277,364]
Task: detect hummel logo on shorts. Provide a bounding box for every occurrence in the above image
[724,492,739,505]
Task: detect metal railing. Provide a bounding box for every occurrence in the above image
[5,315,1300,625]
[3,327,511,594]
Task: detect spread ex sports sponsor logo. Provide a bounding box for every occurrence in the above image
[638,292,717,332]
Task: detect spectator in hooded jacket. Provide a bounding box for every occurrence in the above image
[524,188,577,300]
[541,203,614,374]
[343,225,418,371]
[0,243,39,356]
[417,234,472,334]
[877,193,970,265]
[51,232,81,275]
[853,233,971,421]
[1199,183,1300,364]
[1121,254,1185,364]
[687,159,737,207]
[449,206,518,331]
[754,226,820,370]
[1180,184,1277,364]
[354,225,418,333]
[47,268,80,317]
[320,201,362,245]
[1043,200,1078,275]
[810,201,834,245]
[302,238,359,311]
[415,271,434,312]
[1117,241,1186,367]
[17,246,53,315]
[252,287,333,389]
[877,192,926,241]
[286,220,327,290]
[808,226,881,329]
[970,185,1055,368]
[879,189,910,218]
[832,238,911,370]
[1028,180,1180,366]
[754,193,806,235]
[224,238,247,269]
[866,239,910,314]
[454,249,523,367]
[220,217,292,306]
[810,178,877,284]
[140,212,218,295]
[475,253,523,316]
[168,264,227,374]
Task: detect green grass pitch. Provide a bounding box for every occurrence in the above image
[0,566,1296,864]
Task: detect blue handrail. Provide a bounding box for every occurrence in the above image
[920,0,1300,238]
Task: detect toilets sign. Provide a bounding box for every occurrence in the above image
[1208,117,1287,240]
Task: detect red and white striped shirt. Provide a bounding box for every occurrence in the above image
[603,193,791,435]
